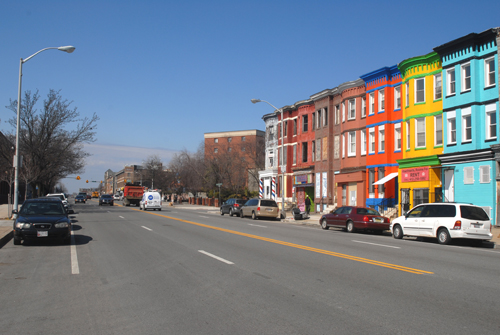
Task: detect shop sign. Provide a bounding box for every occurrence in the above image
[294,174,311,184]
[401,167,429,182]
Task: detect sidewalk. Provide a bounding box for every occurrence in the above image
[1,203,499,248]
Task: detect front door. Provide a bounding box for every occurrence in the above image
[444,169,454,202]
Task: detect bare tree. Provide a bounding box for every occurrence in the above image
[169,145,205,197]
[142,155,164,190]
[5,89,99,196]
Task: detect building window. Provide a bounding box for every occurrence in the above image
[464,166,474,184]
[480,165,491,183]
[268,126,274,141]
[293,144,297,165]
[214,138,218,143]
[312,112,315,130]
[228,137,232,142]
[394,123,401,151]
[378,168,385,195]
[323,108,328,126]
[228,147,232,152]
[406,121,410,150]
[302,115,308,132]
[369,93,375,115]
[368,169,375,195]
[241,146,245,151]
[214,148,218,153]
[316,138,322,161]
[361,97,366,117]
[447,69,456,95]
[462,115,472,143]
[348,131,356,157]
[395,86,401,110]
[269,150,273,167]
[434,73,442,100]
[378,126,385,153]
[415,118,426,148]
[342,134,345,158]
[293,119,297,136]
[317,110,321,128]
[413,188,429,206]
[284,121,288,137]
[405,82,409,107]
[335,105,340,124]
[378,89,385,112]
[334,135,339,159]
[242,136,246,141]
[462,63,471,92]
[435,114,443,146]
[348,99,356,120]
[369,128,375,154]
[486,104,497,140]
[485,57,496,87]
[342,102,345,122]
[448,115,456,144]
[361,129,366,155]
[311,141,315,161]
[415,78,425,103]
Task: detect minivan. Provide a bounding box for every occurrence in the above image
[140,191,162,211]
[390,203,493,244]
[240,198,282,220]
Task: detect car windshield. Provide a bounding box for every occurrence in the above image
[101,195,112,199]
[47,195,64,200]
[20,202,66,215]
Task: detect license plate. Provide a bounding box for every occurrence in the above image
[37,231,48,237]
[374,218,383,223]
[266,208,273,212]
[472,223,482,228]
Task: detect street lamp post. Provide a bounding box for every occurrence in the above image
[251,98,285,219]
[13,46,75,216]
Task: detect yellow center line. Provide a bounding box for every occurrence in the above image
[122,205,434,275]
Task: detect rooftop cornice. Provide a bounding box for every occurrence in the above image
[434,27,500,55]
[398,51,440,78]
[310,87,339,101]
[360,65,400,83]
[337,78,365,94]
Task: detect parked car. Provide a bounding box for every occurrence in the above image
[46,193,69,208]
[240,198,281,220]
[390,203,493,245]
[139,191,162,211]
[320,206,390,233]
[12,198,72,245]
[220,198,247,217]
[75,194,86,203]
[99,194,114,206]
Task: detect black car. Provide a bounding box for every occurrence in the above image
[99,194,114,206]
[75,194,86,203]
[12,198,72,245]
[220,198,247,217]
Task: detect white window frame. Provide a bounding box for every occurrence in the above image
[415,117,426,148]
[485,103,497,140]
[461,62,471,92]
[405,82,409,107]
[348,131,356,157]
[480,165,491,184]
[406,121,410,150]
[447,68,456,95]
[394,123,401,151]
[464,166,474,184]
[394,86,401,110]
[361,129,366,156]
[369,93,375,115]
[342,134,345,158]
[348,99,356,120]
[368,128,375,154]
[462,107,472,143]
[378,125,385,153]
[214,138,218,143]
[361,97,366,117]
[378,89,385,112]
[434,73,442,100]
[485,56,496,88]
[342,102,345,123]
[447,111,457,145]
[415,78,425,104]
[435,114,443,146]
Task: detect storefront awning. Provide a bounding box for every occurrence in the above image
[373,172,398,185]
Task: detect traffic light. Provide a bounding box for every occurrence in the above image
[100,180,103,184]
[76,176,81,180]
[86,180,89,183]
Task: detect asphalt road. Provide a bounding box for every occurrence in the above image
[1,201,499,334]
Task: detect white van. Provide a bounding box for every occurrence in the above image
[140,192,162,211]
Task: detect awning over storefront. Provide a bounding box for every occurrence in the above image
[373,172,398,185]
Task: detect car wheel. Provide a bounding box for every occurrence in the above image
[240,211,245,218]
[220,208,224,216]
[346,220,356,233]
[13,236,21,245]
[229,209,234,217]
[393,224,403,239]
[159,208,162,211]
[252,211,257,220]
[321,219,329,230]
[437,228,451,245]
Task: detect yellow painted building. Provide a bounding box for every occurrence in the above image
[397,52,443,213]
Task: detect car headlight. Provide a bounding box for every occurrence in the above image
[54,221,69,228]
[16,222,31,229]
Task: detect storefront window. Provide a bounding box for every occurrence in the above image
[413,188,429,206]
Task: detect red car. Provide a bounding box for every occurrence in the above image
[320,206,390,233]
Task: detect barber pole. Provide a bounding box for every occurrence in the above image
[259,179,263,198]
[272,177,276,200]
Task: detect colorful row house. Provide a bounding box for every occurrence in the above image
[257,27,499,223]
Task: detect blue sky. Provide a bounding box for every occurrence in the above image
[1,0,499,193]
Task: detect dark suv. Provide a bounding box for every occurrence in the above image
[99,194,114,206]
[12,198,72,245]
[220,198,247,217]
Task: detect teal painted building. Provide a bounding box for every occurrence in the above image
[434,28,499,224]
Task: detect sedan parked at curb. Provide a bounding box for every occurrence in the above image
[99,194,114,206]
[12,198,72,245]
[320,206,390,233]
[220,198,247,217]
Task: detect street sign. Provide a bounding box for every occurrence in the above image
[216,183,222,187]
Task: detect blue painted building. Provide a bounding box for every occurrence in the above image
[434,28,499,224]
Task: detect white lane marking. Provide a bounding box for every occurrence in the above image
[198,250,234,264]
[248,224,267,228]
[70,229,79,275]
[352,240,401,249]
[119,216,125,219]
[141,226,152,231]
[199,215,209,218]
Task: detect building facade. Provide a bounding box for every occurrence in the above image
[259,112,279,200]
